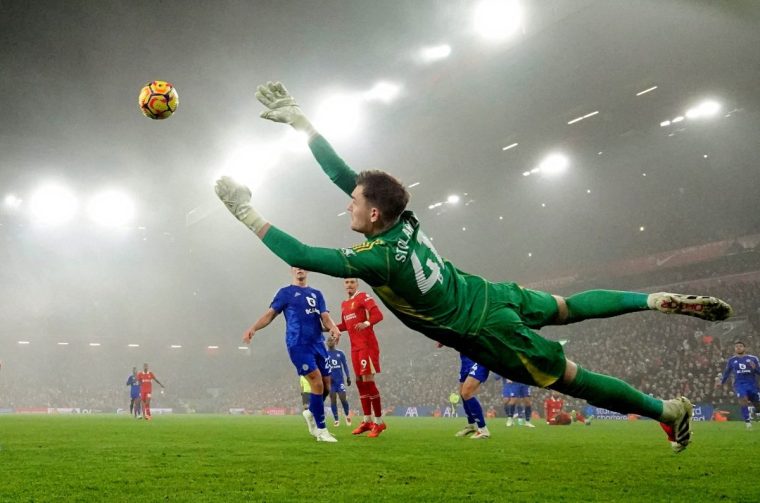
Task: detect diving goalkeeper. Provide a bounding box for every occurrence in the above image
[215,81,734,453]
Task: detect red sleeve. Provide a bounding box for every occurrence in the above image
[363,294,384,326]
[337,321,346,332]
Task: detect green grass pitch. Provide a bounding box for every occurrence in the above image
[1,415,758,502]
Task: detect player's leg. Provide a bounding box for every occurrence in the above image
[455,364,477,437]
[143,394,151,419]
[329,390,340,426]
[301,392,310,410]
[129,397,134,415]
[737,393,752,428]
[337,390,350,424]
[551,359,692,451]
[352,352,374,433]
[479,307,692,452]
[513,285,732,328]
[365,373,387,438]
[462,372,489,439]
[501,397,512,426]
[522,394,535,427]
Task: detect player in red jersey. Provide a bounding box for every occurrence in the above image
[544,391,564,424]
[336,278,386,437]
[137,362,164,420]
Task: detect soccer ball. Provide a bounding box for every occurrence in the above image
[138,80,179,120]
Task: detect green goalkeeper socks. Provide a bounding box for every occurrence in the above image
[564,290,648,323]
[552,365,664,420]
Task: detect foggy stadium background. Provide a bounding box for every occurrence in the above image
[1,0,759,419]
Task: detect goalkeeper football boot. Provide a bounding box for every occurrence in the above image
[367,422,387,438]
[315,429,338,443]
[352,421,374,435]
[470,426,490,439]
[659,397,693,453]
[455,424,477,437]
[648,293,733,321]
[302,410,317,437]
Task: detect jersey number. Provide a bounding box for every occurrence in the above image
[411,231,445,294]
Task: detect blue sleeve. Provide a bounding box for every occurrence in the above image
[126,376,132,386]
[721,359,733,385]
[339,351,349,375]
[753,356,760,375]
[270,288,287,314]
[316,290,327,314]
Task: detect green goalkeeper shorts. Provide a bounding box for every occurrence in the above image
[467,282,566,388]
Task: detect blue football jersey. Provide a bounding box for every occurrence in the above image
[270,285,328,348]
[721,354,760,386]
[327,349,349,384]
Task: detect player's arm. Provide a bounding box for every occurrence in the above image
[719,360,733,386]
[320,312,341,342]
[215,177,389,283]
[244,308,279,344]
[153,376,165,388]
[255,81,358,196]
[358,296,384,330]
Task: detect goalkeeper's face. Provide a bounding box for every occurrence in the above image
[347,185,380,234]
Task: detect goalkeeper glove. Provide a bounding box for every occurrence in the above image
[255,81,316,135]
[214,176,268,233]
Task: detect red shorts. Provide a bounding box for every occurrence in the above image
[352,348,380,376]
[141,390,152,400]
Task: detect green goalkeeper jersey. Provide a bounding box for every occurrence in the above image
[262,135,492,349]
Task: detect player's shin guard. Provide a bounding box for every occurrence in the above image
[550,365,663,420]
[357,381,372,416]
[564,290,648,323]
[309,393,326,429]
[461,396,474,424]
[341,397,350,417]
[366,381,383,420]
[464,397,486,428]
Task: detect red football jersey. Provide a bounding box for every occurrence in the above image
[137,371,155,392]
[338,291,383,352]
[544,396,564,423]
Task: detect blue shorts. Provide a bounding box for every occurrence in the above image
[330,381,347,393]
[459,355,489,383]
[288,343,330,377]
[503,382,531,398]
[735,382,760,402]
[130,393,140,400]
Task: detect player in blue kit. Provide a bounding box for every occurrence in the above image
[452,350,491,439]
[326,337,352,427]
[500,378,535,428]
[244,267,342,442]
[126,367,141,419]
[719,340,760,429]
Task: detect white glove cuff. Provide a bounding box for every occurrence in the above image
[236,204,269,233]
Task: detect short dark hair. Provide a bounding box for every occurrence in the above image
[355,170,410,226]
[735,340,745,345]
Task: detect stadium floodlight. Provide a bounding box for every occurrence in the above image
[419,44,452,63]
[57,342,69,346]
[207,345,219,350]
[364,81,402,103]
[636,85,658,96]
[238,346,249,350]
[314,93,363,141]
[87,190,135,228]
[685,100,721,120]
[89,342,101,347]
[447,194,461,205]
[215,143,281,190]
[473,0,523,41]
[127,343,140,348]
[29,183,78,225]
[18,340,30,345]
[502,142,519,151]
[671,116,684,123]
[537,153,569,177]
[170,344,182,349]
[408,182,420,188]
[4,193,22,209]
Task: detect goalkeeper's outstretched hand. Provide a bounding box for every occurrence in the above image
[215,176,269,234]
[256,81,302,124]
